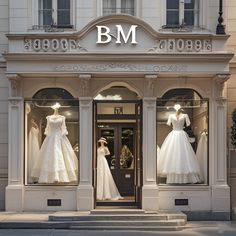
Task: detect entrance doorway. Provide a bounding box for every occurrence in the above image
[93,99,142,207]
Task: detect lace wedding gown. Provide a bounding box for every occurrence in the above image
[97,146,122,200]
[28,126,40,183]
[31,115,78,183]
[157,113,201,184]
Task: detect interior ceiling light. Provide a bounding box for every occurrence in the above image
[94,94,122,100]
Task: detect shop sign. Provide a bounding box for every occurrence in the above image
[96,25,138,45]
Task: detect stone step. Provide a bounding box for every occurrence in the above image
[49,212,187,222]
[49,214,170,221]
[70,219,186,227]
[69,225,185,231]
[90,209,146,215]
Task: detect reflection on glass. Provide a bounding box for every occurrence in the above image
[120,128,134,169]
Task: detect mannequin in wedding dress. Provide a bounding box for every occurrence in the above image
[31,102,78,183]
[157,104,201,184]
[28,118,40,183]
[96,137,123,200]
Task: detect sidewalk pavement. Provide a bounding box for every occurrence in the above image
[0,212,235,236]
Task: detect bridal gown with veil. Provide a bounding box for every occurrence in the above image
[157,113,201,184]
[96,146,122,200]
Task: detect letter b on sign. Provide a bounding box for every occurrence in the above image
[96,26,112,44]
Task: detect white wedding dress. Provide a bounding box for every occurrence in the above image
[97,146,122,200]
[31,115,78,183]
[196,131,208,183]
[28,126,40,183]
[157,113,201,184]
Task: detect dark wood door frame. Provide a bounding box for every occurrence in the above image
[93,100,142,208]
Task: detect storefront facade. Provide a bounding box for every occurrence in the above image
[0,0,234,220]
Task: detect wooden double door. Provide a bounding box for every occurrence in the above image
[97,123,136,197]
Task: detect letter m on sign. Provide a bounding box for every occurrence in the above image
[116,25,138,45]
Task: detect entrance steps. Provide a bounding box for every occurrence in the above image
[48,209,187,231]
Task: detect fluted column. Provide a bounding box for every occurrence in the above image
[5,74,24,211]
[211,73,230,217]
[77,96,94,211]
[142,97,158,210]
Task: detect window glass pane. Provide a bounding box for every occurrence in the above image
[184,11,194,25]
[157,89,209,186]
[184,0,195,9]
[166,11,179,25]
[167,0,179,9]
[184,0,199,26]
[39,0,52,26]
[121,0,134,15]
[103,0,116,15]
[58,0,70,9]
[57,0,70,26]
[25,88,79,186]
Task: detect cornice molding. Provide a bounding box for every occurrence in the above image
[5,15,230,40]
[3,52,234,62]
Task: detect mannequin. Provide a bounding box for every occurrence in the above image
[31,102,78,183]
[157,104,201,184]
[52,102,61,116]
[96,137,123,200]
[28,118,40,183]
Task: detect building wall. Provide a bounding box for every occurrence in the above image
[1,0,234,212]
[0,0,9,210]
[225,0,236,216]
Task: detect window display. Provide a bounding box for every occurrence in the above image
[31,102,78,183]
[25,90,79,185]
[157,104,201,184]
[157,89,208,185]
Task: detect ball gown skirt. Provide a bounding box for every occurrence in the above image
[157,114,201,184]
[31,115,78,183]
[96,147,122,200]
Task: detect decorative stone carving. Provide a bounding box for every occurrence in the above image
[145,74,158,96]
[24,38,88,52]
[6,74,22,97]
[214,73,231,104]
[148,39,212,53]
[79,74,92,96]
[55,63,188,73]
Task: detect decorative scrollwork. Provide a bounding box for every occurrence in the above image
[24,39,32,50]
[24,38,88,52]
[148,39,212,53]
[6,74,22,97]
[215,73,231,103]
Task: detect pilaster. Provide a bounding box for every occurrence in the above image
[211,73,231,214]
[77,97,94,211]
[142,97,158,210]
[5,74,24,211]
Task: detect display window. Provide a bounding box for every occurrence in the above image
[24,88,79,185]
[156,89,208,185]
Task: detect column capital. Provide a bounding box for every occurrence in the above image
[214,73,231,102]
[214,73,231,84]
[145,74,158,94]
[78,74,92,96]
[6,73,22,97]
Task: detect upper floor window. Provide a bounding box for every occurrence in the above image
[166,0,199,27]
[38,0,72,28]
[103,0,135,16]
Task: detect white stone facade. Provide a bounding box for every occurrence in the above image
[0,0,235,220]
